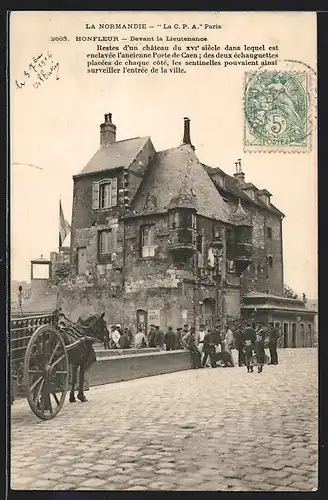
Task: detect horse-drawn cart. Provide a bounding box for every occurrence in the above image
[10,311,70,420]
[10,310,106,420]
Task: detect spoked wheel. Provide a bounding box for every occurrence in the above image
[23,325,69,420]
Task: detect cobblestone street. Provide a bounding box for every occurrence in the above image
[11,348,318,491]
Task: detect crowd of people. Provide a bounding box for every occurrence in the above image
[102,321,281,373]
[178,322,280,373]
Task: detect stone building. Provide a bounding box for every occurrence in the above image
[57,112,315,346]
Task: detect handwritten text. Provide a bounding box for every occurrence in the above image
[15,50,60,91]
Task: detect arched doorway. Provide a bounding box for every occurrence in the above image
[202,298,216,330]
[136,309,147,333]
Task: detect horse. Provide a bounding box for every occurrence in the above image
[57,311,109,403]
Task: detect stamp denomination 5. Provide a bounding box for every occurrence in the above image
[243,60,316,154]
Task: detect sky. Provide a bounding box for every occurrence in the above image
[10,11,317,298]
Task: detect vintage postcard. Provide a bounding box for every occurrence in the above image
[10,11,317,492]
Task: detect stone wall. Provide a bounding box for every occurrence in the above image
[240,205,284,297]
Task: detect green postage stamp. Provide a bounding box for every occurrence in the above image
[244,70,311,152]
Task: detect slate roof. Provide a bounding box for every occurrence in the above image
[76,137,150,177]
[204,165,284,217]
[131,144,231,223]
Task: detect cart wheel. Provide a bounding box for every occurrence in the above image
[23,325,69,420]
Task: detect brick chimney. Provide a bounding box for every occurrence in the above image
[233,158,245,184]
[182,117,195,149]
[100,113,116,146]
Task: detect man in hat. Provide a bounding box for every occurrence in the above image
[268,324,280,365]
[119,328,131,349]
[201,328,215,368]
[135,327,147,349]
[224,324,235,367]
[164,326,176,351]
[235,324,245,367]
[154,325,164,350]
[175,327,183,349]
[196,324,207,354]
[111,325,121,349]
[182,326,201,368]
[148,325,156,347]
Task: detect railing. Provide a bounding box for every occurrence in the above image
[10,313,54,367]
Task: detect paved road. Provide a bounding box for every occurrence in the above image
[11,348,318,491]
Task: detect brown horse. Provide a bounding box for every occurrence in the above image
[57,311,108,403]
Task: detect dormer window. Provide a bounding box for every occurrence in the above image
[92,178,117,210]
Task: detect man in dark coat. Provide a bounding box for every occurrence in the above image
[175,327,183,349]
[103,327,110,350]
[119,328,131,349]
[148,325,156,347]
[268,325,280,365]
[201,329,215,367]
[164,326,176,351]
[182,326,201,368]
[213,324,222,347]
[154,325,164,349]
[235,324,245,367]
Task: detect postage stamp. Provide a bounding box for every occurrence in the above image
[244,70,311,153]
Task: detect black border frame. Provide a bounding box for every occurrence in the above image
[2,7,326,500]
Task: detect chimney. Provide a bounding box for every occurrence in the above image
[233,158,245,184]
[182,117,195,149]
[100,113,116,146]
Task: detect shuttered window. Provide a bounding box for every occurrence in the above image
[140,225,156,257]
[92,182,100,210]
[111,178,117,206]
[92,178,118,210]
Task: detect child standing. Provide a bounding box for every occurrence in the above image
[242,323,256,373]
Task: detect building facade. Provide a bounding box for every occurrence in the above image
[55,113,315,346]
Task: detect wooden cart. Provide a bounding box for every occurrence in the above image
[10,312,70,420]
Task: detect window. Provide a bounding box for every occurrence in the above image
[99,229,113,255]
[226,228,235,259]
[169,211,196,230]
[170,212,179,229]
[227,260,235,273]
[268,255,273,268]
[92,178,117,210]
[267,227,273,239]
[197,235,205,268]
[141,225,156,258]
